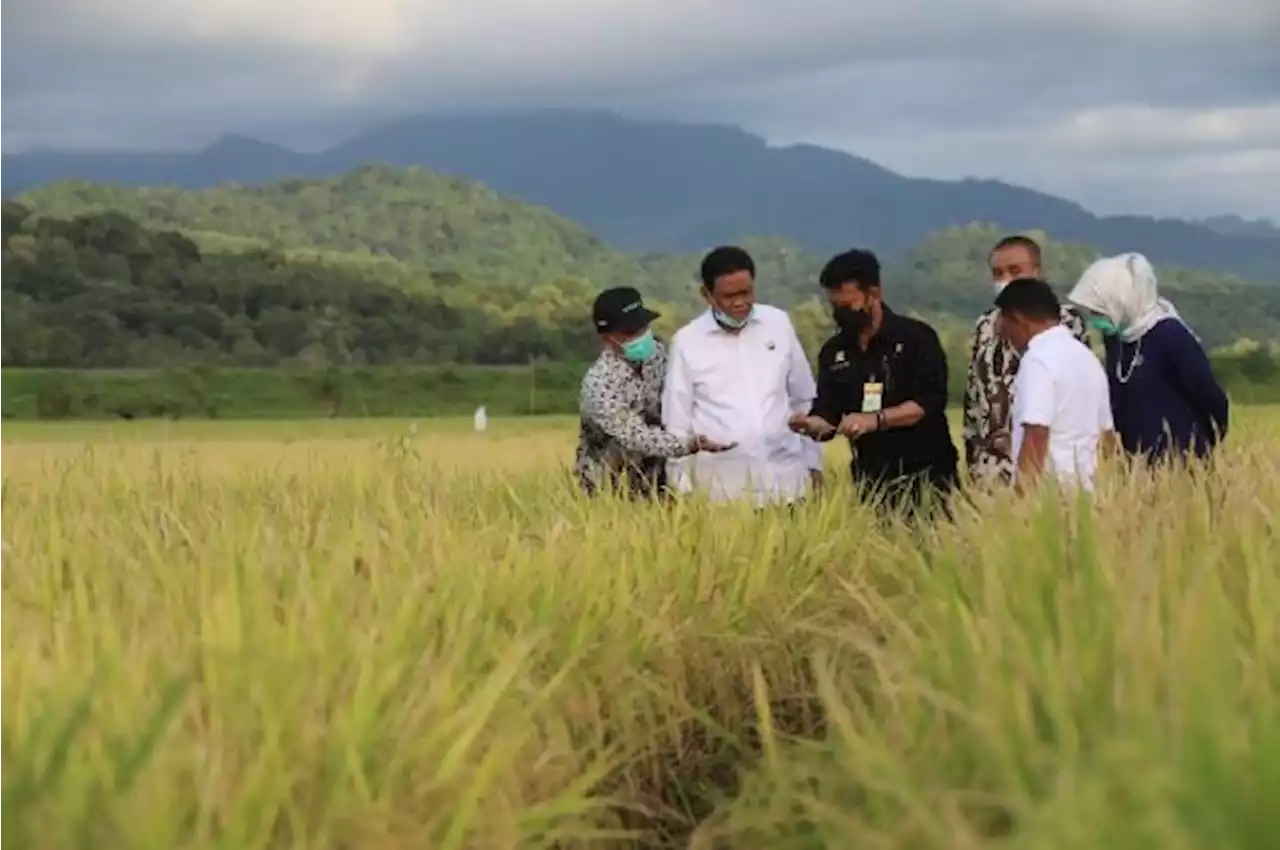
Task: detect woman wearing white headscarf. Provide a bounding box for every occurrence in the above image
[1068,252,1229,463]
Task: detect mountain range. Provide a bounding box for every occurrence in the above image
[5,109,1278,280]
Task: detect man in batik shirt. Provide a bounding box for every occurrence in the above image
[574,287,733,498]
[963,235,1089,486]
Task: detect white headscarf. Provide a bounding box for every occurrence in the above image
[1068,252,1187,343]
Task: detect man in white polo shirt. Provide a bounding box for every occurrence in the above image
[662,245,824,506]
[994,278,1114,493]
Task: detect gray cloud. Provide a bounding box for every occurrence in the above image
[3,0,1279,219]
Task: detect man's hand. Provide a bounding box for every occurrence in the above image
[808,469,825,491]
[788,413,836,438]
[694,435,738,453]
[837,412,880,439]
[1014,424,1049,493]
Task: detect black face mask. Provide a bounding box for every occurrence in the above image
[833,305,871,337]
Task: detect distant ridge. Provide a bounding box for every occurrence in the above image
[4,109,1277,278]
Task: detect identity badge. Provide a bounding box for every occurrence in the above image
[861,382,884,413]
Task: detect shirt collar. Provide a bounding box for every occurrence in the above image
[601,348,628,366]
[1027,324,1070,351]
[865,304,899,345]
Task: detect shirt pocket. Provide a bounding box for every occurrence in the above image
[881,349,912,408]
[756,344,793,398]
[680,346,717,389]
[825,363,861,417]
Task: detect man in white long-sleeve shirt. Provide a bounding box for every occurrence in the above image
[662,246,825,506]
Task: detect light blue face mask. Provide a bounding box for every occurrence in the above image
[620,330,658,363]
[713,306,753,330]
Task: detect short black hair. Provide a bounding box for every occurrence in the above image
[989,234,1043,266]
[994,277,1060,321]
[699,246,755,290]
[819,249,880,291]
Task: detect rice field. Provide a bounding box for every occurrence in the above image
[3,408,1280,849]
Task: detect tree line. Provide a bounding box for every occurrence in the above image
[17,163,1280,347]
[4,174,1280,421]
[2,202,604,368]
[6,350,1276,423]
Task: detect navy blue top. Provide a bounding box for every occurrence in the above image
[1103,318,1229,462]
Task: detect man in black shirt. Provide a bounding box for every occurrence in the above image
[790,249,960,517]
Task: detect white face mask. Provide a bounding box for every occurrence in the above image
[993,279,1011,296]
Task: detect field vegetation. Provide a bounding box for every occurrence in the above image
[4,410,1279,848]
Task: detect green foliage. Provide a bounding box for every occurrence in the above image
[892,224,1280,345]
[17,166,695,300]
[6,166,1280,408]
[17,168,1280,353]
[0,365,590,421]
[6,345,1278,422]
[1,201,608,367]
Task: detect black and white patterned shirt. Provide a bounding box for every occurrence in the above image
[963,304,1090,485]
[574,341,694,498]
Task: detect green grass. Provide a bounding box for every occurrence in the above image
[0,404,977,443]
[3,409,1279,848]
[0,415,580,443]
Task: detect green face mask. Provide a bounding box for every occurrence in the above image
[620,330,658,363]
[1087,315,1120,337]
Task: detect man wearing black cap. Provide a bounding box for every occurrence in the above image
[575,287,735,499]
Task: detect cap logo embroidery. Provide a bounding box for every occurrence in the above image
[835,350,846,362]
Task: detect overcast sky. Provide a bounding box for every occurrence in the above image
[4,0,1279,220]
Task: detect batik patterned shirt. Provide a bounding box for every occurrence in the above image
[963,304,1089,485]
[574,341,694,498]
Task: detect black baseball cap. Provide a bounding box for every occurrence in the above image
[592,286,660,334]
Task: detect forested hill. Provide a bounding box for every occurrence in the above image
[17,162,1280,345]
[7,189,1280,376]
[17,165,673,300]
[16,166,985,309]
[1,201,604,367]
[5,110,1279,279]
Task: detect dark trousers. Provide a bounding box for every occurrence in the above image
[853,464,959,523]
